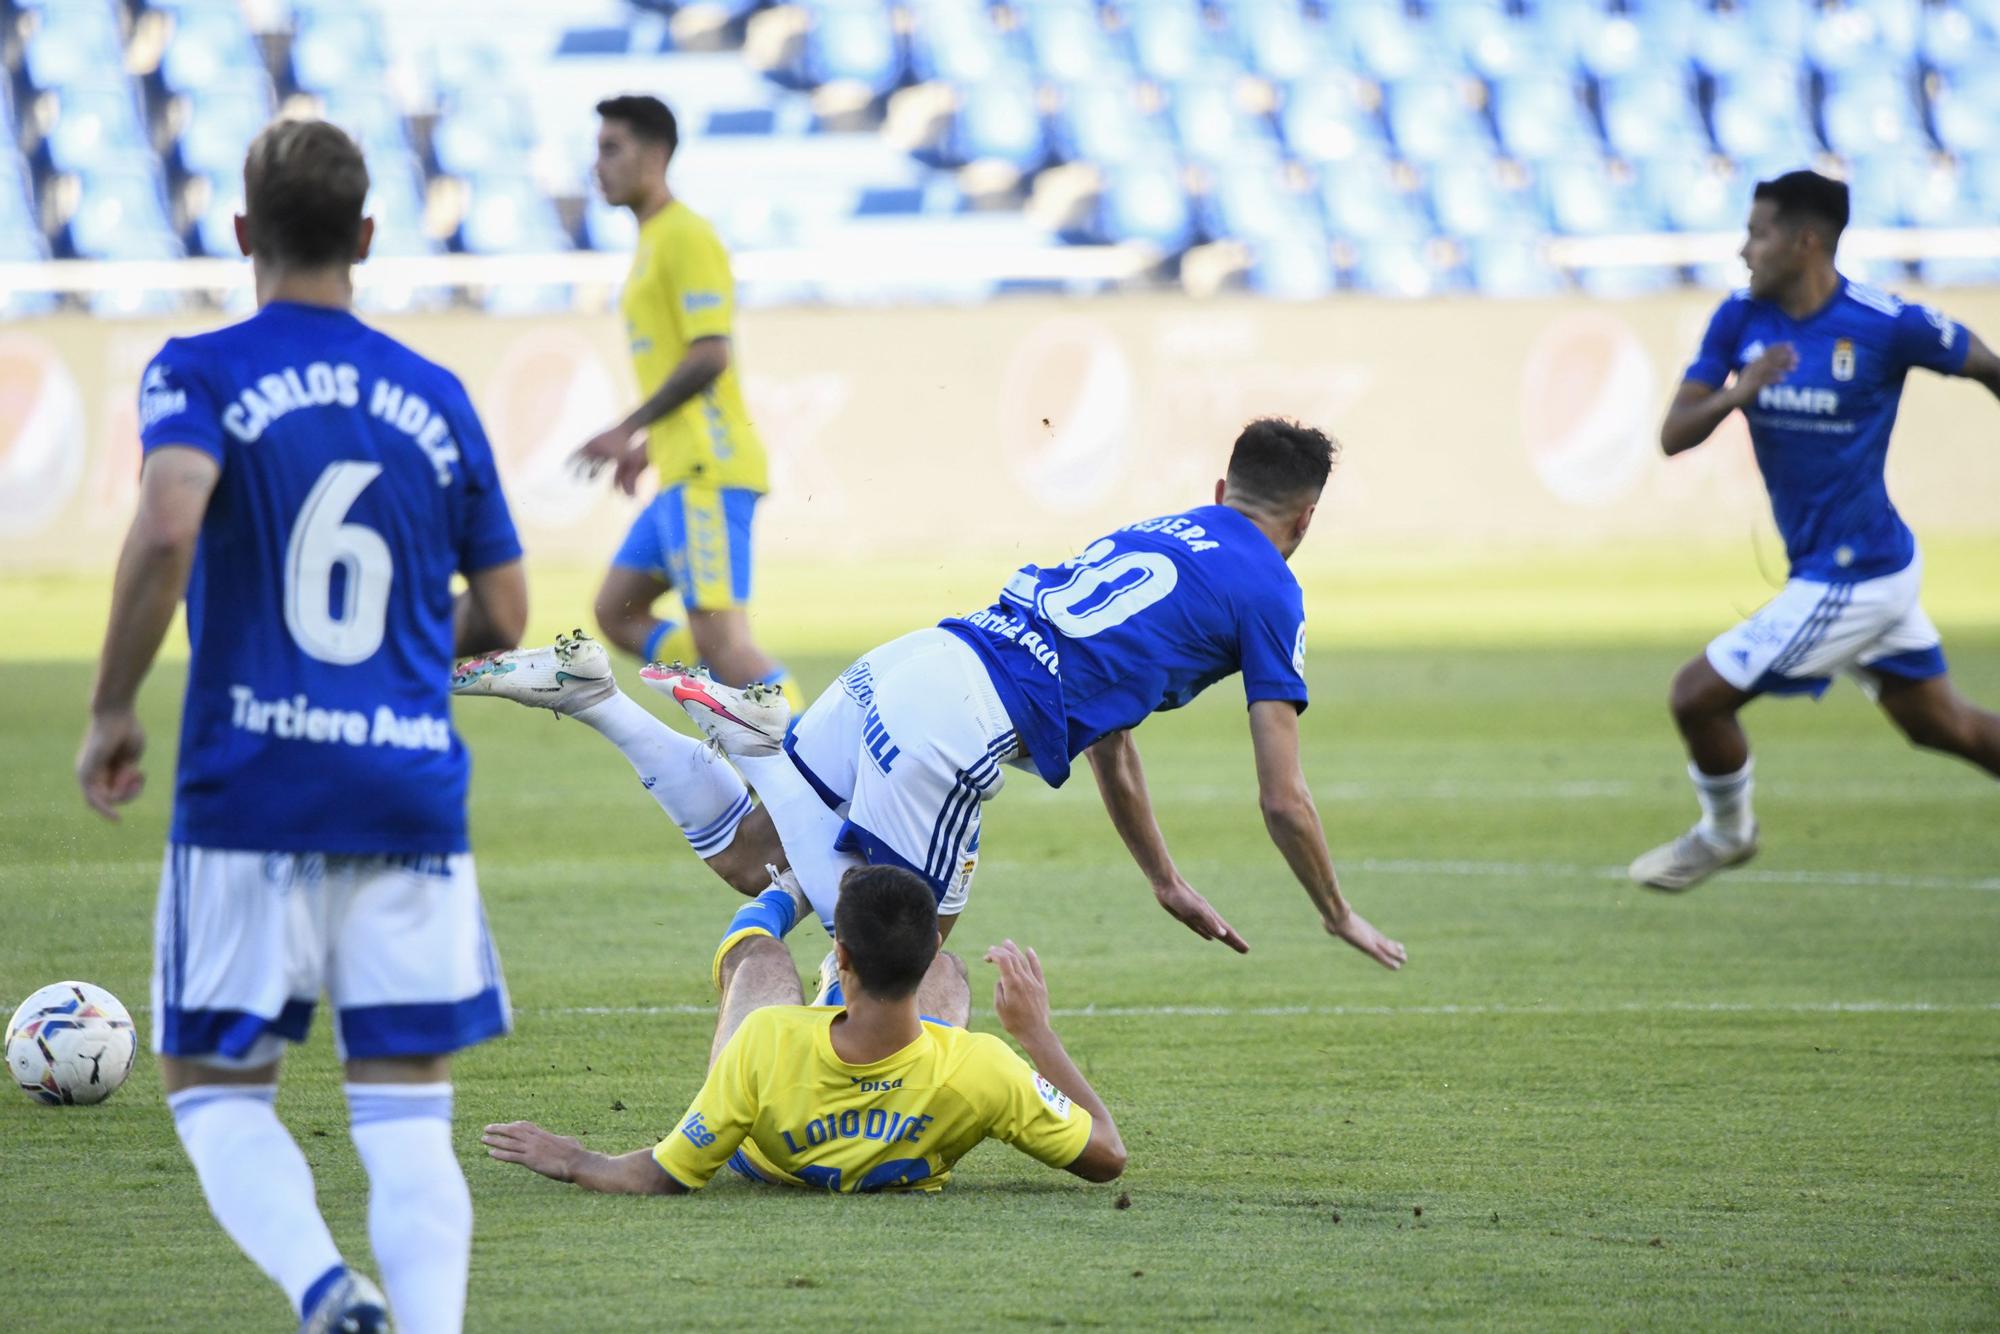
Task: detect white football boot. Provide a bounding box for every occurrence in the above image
[1628,824,1760,892]
[639,664,790,756]
[451,631,615,716]
[810,950,843,1007]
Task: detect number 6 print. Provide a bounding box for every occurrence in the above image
[284,461,394,665]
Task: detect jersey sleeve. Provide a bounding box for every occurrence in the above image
[1683,295,1748,387]
[969,1035,1094,1170]
[138,340,226,463]
[1239,580,1310,711]
[439,376,523,575]
[650,1013,760,1189]
[663,223,736,343]
[1889,300,1971,376]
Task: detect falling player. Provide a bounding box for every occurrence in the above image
[457,418,1406,980]
[75,121,526,1333]
[1630,170,2000,891]
[484,866,1125,1194]
[572,93,801,709]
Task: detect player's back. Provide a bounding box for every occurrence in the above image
[942,503,1310,786]
[656,1005,1089,1193]
[139,301,520,856]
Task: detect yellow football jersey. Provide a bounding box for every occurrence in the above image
[652,1006,1093,1193]
[620,200,767,493]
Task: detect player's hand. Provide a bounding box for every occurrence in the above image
[483,1121,584,1182]
[1326,909,1406,971]
[1732,341,1798,400]
[1153,879,1250,953]
[572,425,636,481]
[986,939,1054,1038]
[76,709,146,821]
[612,444,651,496]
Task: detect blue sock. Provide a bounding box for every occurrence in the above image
[642,620,678,663]
[724,885,799,945]
[300,1264,347,1318]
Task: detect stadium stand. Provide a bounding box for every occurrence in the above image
[2,0,1998,310]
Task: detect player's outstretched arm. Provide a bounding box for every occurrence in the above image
[482,1122,688,1195]
[986,941,1126,1182]
[1247,700,1406,971]
[1659,342,1799,456]
[454,558,528,658]
[1954,330,2000,403]
[77,445,221,821]
[1085,729,1249,953]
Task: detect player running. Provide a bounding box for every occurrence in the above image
[1630,170,2000,891]
[458,418,1406,977]
[572,93,802,710]
[76,120,526,1333]
[483,866,1125,1193]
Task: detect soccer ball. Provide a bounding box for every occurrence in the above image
[6,981,138,1106]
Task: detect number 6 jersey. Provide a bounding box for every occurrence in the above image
[138,301,522,855]
[940,503,1309,788]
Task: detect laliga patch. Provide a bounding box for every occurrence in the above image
[1034,1074,1072,1116]
[1831,339,1855,382]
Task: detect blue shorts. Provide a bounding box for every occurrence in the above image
[611,483,761,610]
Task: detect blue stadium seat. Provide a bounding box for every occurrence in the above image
[1125,0,1215,84]
[158,4,264,92]
[1806,1,1910,74]
[1834,156,1904,227]
[41,74,150,175]
[1055,80,1171,167]
[1928,66,2000,156]
[799,0,905,95]
[1218,0,1330,85]
[1569,9,1653,81]
[1596,69,1709,161]
[1446,7,1555,81]
[21,2,125,91]
[1463,233,1564,297]
[68,165,180,259]
[1708,67,1816,162]
[1689,9,1776,79]
[1346,236,1452,297]
[908,0,1008,84]
[1246,230,1335,299]
[1574,263,1681,298]
[173,70,276,180]
[1095,154,1195,252]
[192,178,243,257]
[1427,155,1544,240]
[458,172,571,254]
[1167,74,1279,168]
[1276,78,1383,166]
[1381,73,1491,164]
[584,193,639,251]
[1640,154,1745,233]
[1818,67,1926,159]
[1343,4,1437,83]
[1319,153,1429,242]
[317,88,415,162]
[1016,0,1122,87]
[1917,8,1994,72]
[1490,75,1597,162]
[433,90,535,177]
[1203,160,1321,245]
[291,10,386,92]
[946,77,1047,170]
[1539,154,1655,235]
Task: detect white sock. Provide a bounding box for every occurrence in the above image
[168,1085,344,1315]
[348,1083,471,1334]
[571,692,753,857]
[735,751,863,928]
[1691,758,1755,845]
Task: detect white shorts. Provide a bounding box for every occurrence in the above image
[1706,556,1947,699]
[152,845,510,1067]
[784,628,1017,916]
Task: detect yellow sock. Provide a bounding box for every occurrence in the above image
[641,619,698,668]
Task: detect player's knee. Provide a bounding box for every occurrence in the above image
[932,949,968,984]
[1668,662,1731,726]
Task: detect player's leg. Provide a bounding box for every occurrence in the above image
[712,930,807,1066]
[1874,674,2000,776]
[453,635,769,895]
[1669,653,1760,841]
[331,854,510,1334]
[914,946,971,1028]
[677,485,802,708]
[155,847,381,1328]
[594,490,698,665]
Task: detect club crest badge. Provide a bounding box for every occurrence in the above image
[1831,339,1855,381]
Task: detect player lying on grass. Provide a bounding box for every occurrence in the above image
[456,419,1405,991]
[483,865,1125,1193]
[1630,170,2000,892]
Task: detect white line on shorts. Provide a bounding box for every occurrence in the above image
[532,999,2000,1020]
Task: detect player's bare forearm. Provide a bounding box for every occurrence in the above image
[1260,790,1350,927]
[1085,730,1179,887]
[481,1122,686,1195]
[92,448,218,713]
[619,337,729,434]
[1014,1026,1125,1181]
[1957,331,2000,403]
[454,559,528,658]
[1659,380,1746,457]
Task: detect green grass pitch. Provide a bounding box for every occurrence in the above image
[2,553,1997,1330]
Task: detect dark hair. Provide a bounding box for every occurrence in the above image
[1225,417,1338,507]
[242,119,368,267]
[1753,170,1849,245]
[596,94,679,153]
[833,866,939,1001]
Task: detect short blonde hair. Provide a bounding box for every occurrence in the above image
[242,118,369,266]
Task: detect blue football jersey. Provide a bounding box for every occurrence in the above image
[1685,276,1969,582]
[138,301,522,854]
[941,504,1308,787]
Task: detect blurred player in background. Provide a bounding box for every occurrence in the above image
[572,93,802,710]
[1632,170,2000,892]
[483,865,1125,1194]
[460,418,1407,986]
[75,120,527,1334]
